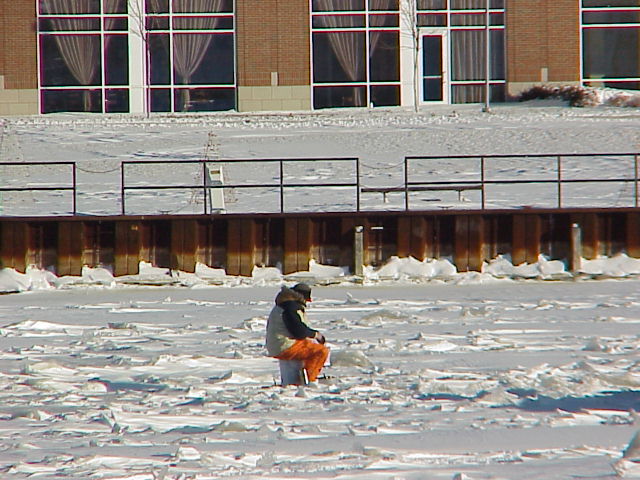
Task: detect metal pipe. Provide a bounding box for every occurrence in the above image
[72,163,77,215]
[404,157,409,211]
[557,155,563,208]
[279,160,284,213]
[356,158,361,212]
[120,162,126,215]
[635,154,638,208]
[480,156,486,209]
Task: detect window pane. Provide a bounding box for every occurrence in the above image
[369,13,399,27]
[370,85,399,106]
[451,13,485,25]
[173,0,233,12]
[173,33,234,84]
[105,0,127,14]
[583,28,640,78]
[423,78,443,101]
[312,31,366,82]
[147,0,169,13]
[418,0,446,9]
[41,18,101,31]
[582,0,640,6]
[40,35,101,86]
[147,17,170,30]
[452,84,503,102]
[490,29,505,80]
[370,31,399,81]
[40,0,100,14]
[369,0,399,10]
[105,34,129,85]
[105,88,129,112]
[312,0,365,12]
[173,15,231,29]
[422,35,442,77]
[417,13,447,26]
[583,11,640,24]
[585,80,640,89]
[313,86,367,108]
[451,29,484,81]
[451,0,486,9]
[41,89,102,112]
[151,88,171,111]
[105,17,128,31]
[174,87,235,111]
[149,34,171,84]
[312,14,366,28]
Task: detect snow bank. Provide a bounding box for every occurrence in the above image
[2,253,640,294]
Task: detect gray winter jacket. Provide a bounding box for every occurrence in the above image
[265,286,317,357]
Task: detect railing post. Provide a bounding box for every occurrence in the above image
[354,225,364,277]
[202,161,208,215]
[635,154,638,208]
[356,157,360,212]
[72,162,77,215]
[570,223,582,274]
[480,156,485,209]
[120,162,125,215]
[557,155,562,208]
[404,157,409,211]
[279,160,284,213]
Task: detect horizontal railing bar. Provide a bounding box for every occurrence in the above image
[0,187,74,192]
[405,178,637,186]
[122,157,358,166]
[123,183,358,190]
[0,161,76,166]
[406,153,639,160]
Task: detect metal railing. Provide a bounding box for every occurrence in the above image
[0,161,77,215]
[2,154,639,216]
[401,153,639,210]
[120,158,360,215]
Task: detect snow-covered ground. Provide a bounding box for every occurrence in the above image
[1,100,640,479]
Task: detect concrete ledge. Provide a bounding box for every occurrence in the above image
[238,85,311,112]
[0,89,38,116]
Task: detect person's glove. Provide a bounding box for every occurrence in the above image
[314,332,326,344]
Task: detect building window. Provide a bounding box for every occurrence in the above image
[311,0,401,109]
[37,0,235,114]
[582,1,640,90]
[418,0,506,104]
[38,0,130,113]
[145,0,235,112]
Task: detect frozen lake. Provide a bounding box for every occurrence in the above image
[1,278,639,479]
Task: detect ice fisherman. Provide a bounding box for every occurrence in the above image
[265,283,329,383]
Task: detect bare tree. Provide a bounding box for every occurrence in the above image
[400,0,420,112]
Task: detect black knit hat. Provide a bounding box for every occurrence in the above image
[292,283,312,301]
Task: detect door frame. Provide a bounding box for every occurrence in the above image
[419,28,449,105]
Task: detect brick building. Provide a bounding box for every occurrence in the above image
[0,0,634,115]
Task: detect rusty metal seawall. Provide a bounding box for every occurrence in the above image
[2,208,639,277]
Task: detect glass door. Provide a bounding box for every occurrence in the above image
[420,30,448,103]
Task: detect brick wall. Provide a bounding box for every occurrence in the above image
[236,0,310,87]
[0,0,38,90]
[506,0,580,88]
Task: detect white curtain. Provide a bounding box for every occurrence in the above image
[452,29,484,102]
[46,0,100,111]
[173,0,223,110]
[316,0,365,105]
